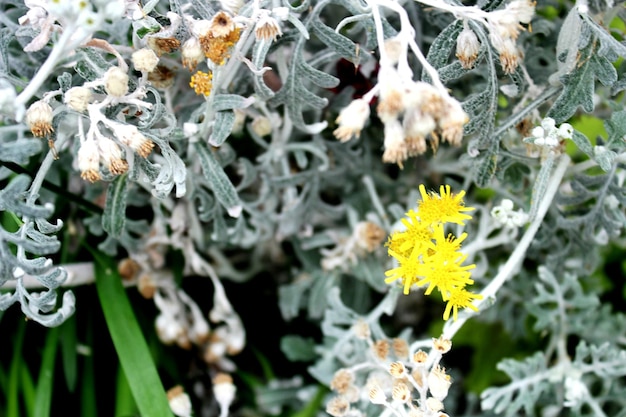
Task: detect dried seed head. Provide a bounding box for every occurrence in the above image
[77,139,101,182]
[456,25,480,69]
[392,338,409,359]
[413,349,428,365]
[438,97,468,146]
[432,336,452,354]
[391,381,412,403]
[389,361,406,378]
[147,36,181,56]
[355,221,386,252]
[118,258,140,281]
[427,366,451,401]
[425,397,444,412]
[138,274,157,299]
[148,65,176,89]
[132,48,159,72]
[334,98,371,142]
[330,369,354,394]
[167,385,192,417]
[210,11,235,37]
[104,66,129,97]
[181,37,205,71]
[213,373,236,417]
[377,88,404,124]
[368,384,387,405]
[64,86,92,112]
[326,396,350,417]
[255,11,282,41]
[372,339,390,360]
[26,101,54,137]
[382,120,408,168]
[352,319,371,339]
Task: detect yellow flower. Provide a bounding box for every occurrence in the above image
[386,210,433,257]
[385,244,423,294]
[418,184,474,225]
[443,287,483,321]
[190,71,213,96]
[427,223,468,260]
[414,254,475,297]
[385,184,481,320]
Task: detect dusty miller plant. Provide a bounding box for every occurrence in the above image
[1,0,626,415]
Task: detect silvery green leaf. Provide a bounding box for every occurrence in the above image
[195,142,242,218]
[212,94,255,112]
[423,20,463,73]
[473,148,498,187]
[481,352,550,416]
[0,27,11,74]
[252,40,275,100]
[308,271,336,319]
[57,72,73,92]
[573,341,626,378]
[570,129,594,157]
[280,335,317,361]
[547,39,617,123]
[146,134,187,198]
[0,139,42,164]
[592,146,616,172]
[582,14,626,61]
[310,18,359,63]
[0,175,53,218]
[209,111,235,147]
[297,60,339,88]
[604,109,626,150]
[102,174,128,238]
[74,47,110,81]
[528,153,555,221]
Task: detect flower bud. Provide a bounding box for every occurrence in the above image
[181,37,205,71]
[456,25,480,69]
[167,385,192,417]
[255,11,282,41]
[132,48,159,72]
[213,373,236,416]
[115,124,155,158]
[104,66,129,97]
[209,11,235,38]
[26,100,54,137]
[251,116,272,137]
[333,98,371,142]
[77,139,101,182]
[427,366,451,401]
[64,86,92,112]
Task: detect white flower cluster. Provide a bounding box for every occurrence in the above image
[524,117,573,150]
[491,199,529,228]
[326,329,456,417]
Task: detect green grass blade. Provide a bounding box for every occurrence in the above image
[33,327,59,417]
[7,321,26,417]
[80,316,97,417]
[19,359,35,417]
[92,251,174,417]
[115,365,138,417]
[60,316,78,392]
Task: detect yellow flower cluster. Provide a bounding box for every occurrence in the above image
[190,71,213,96]
[199,11,241,65]
[385,184,482,321]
